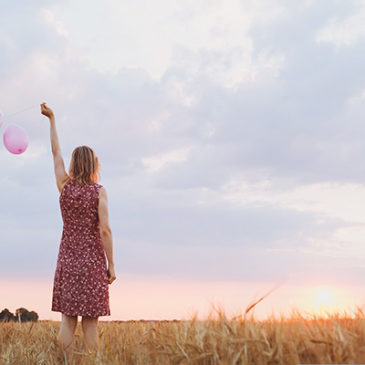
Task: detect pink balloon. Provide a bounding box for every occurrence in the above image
[3,123,29,154]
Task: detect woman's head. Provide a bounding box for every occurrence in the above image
[68,145,101,185]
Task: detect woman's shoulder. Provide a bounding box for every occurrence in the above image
[94,182,104,192]
[97,185,109,198]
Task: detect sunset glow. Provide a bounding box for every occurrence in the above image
[0,277,363,321]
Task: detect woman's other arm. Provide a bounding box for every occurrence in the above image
[41,102,69,193]
[98,186,116,284]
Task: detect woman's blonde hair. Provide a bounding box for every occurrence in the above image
[68,145,101,185]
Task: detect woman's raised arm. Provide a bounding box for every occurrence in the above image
[41,102,69,193]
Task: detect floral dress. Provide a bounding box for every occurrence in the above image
[51,179,110,317]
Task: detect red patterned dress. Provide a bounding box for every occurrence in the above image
[51,178,110,317]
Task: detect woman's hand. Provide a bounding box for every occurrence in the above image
[41,102,54,120]
[107,264,116,284]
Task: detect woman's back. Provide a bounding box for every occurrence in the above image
[52,178,111,317]
[60,179,102,249]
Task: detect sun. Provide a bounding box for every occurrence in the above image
[314,287,335,307]
[308,285,341,316]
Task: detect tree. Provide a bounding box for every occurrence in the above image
[0,308,39,322]
[15,307,39,322]
[0,308,17,322]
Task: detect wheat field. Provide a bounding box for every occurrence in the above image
[2,305,365,364]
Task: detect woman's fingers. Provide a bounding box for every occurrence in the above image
[107,267,116,284]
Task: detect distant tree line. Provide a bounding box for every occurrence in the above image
[0,308,39,322]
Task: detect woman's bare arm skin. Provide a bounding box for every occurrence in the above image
[41,102,69,193]
[98,186,116,284]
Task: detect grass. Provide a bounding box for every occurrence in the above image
[2,304,365,364]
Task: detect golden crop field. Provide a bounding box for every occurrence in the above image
[1,306,365,364]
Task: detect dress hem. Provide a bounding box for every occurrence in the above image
[51,307,111,317]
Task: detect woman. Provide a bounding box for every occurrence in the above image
[41,102,116,361]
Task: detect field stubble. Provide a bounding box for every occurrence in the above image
[2,304,365,364]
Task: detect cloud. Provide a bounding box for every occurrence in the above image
[1,0,365,286]
[141,146,193,172]
[220,178,365,223]
[40,0,288,85]
[41,8,69,38]
[316,3,365,47]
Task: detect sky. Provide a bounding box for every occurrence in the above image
[2,0,365,321]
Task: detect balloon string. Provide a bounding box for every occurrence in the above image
[5,104,39,119]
